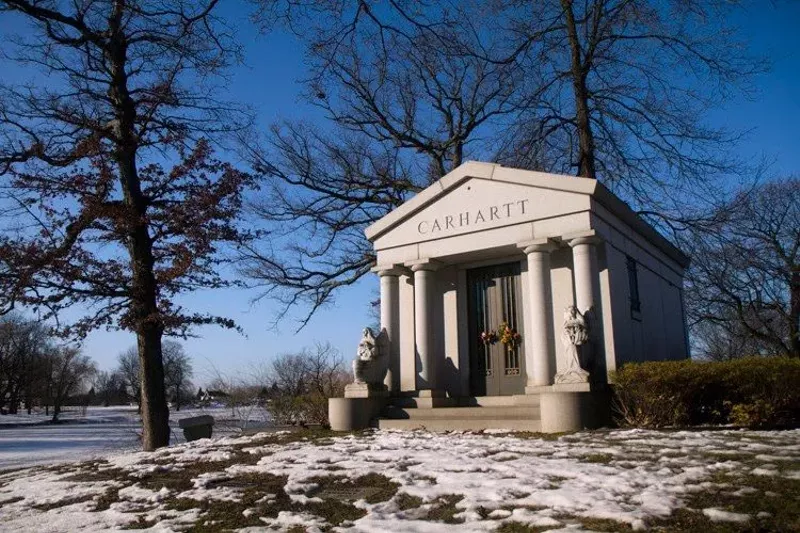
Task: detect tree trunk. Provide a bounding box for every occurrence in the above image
[8,388,18,415]
[790,268,799,358]
[561,0,597,180]
[105,5,170,451]
[138,326,170,450]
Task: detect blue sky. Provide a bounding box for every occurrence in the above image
[1,2,798,384]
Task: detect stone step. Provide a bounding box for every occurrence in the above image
[459,395,541,407]
[390,396,457,409]
[377,417,542,432]
[390,395,541,409]
[383,405,540,420]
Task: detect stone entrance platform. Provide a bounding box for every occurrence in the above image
[374,394,542,432]
[330,387,612,433]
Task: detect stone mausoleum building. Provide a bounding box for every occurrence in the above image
[330,162,690,433]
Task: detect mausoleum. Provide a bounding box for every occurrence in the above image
[329,161,690,432]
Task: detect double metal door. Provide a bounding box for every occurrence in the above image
[467,262,525,396]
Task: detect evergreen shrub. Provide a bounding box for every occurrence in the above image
[612,357,800,429]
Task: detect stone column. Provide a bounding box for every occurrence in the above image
[519,238,558,391]
[410,260,441,394]
[567,230,604,379]
[569,231,602,318]
[374,265,404,394]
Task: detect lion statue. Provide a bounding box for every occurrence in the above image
[352,327,389,386]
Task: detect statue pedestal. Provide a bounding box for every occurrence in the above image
[329,392,388,431]
[344,382,389,399]
[539,383,611,433]
[329,326,391,431]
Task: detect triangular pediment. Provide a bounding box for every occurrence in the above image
[367,161,690,268]
[368,163,597,248]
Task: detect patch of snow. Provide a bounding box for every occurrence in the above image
[755,454,796,462]
[261,510,327,529]
[117,484,170,503]
[732,486,758,496]
[702,508,750,523]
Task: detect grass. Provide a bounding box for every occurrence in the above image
[32,494,95,511]
[0,496,24,508]
[580,453,614,464]
[3,427,799,532]
[495,522,552,533]
[676,472,800,532]
[120,516,158,530]
[424,494,465,524]
[308,472,399,504]
[163,470,401,532]
[395,492,424,511]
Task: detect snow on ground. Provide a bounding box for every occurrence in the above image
[0,406,139,427]
[0,428,797,532]
[0,423,142,470]
[0,406,267,470]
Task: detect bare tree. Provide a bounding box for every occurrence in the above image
[243,1,525,325]
[685,178,799,359]
[48,345,96,422]
[0,1,254,450]
[244,0,763,325]
[487,0,764,221]
[117,347,141,410]
[162,341,193,411]
[93,370,128,406]
[268,342,348,425]
[0,314,50,414]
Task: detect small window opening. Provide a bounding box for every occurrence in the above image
[626,255,641,318]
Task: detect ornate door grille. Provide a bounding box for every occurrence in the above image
[467,262,525,396]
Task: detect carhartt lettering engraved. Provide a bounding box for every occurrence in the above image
[416,198,532,235]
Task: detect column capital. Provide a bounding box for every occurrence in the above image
[518,237,560,255]
[564,230,603,248]
[371,264,409,277]
[407,259,443,272]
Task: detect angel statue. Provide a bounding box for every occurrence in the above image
[555,305,590,384]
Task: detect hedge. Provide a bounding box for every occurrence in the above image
[611,357,800,429]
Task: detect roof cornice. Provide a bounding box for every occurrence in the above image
[364,161,689,269]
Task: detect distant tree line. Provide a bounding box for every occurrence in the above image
[0,314,95,420]
[682,178,799,360]
[0,313,195,420]
[207,342,349,427]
